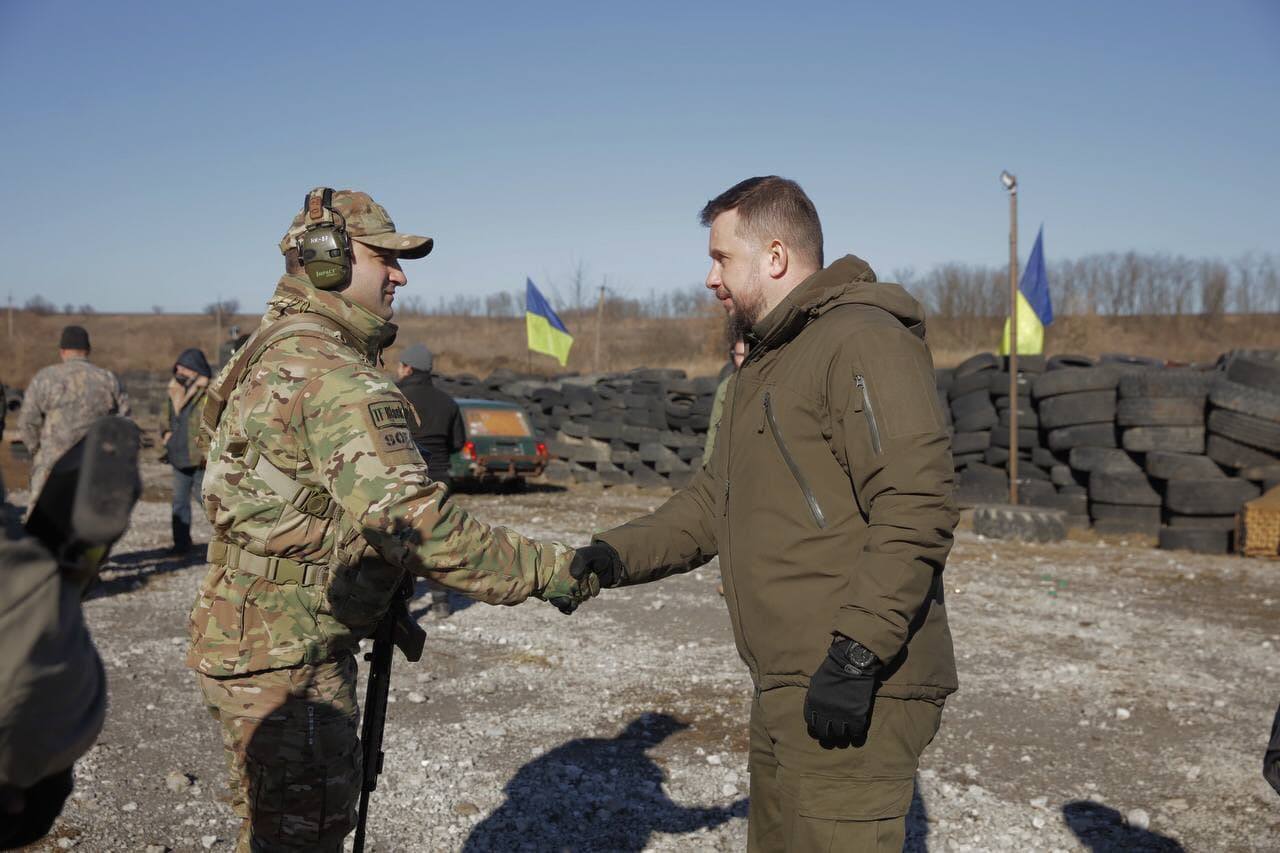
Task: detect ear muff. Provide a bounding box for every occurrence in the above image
[296,188,352,290]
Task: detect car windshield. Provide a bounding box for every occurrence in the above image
[461,406,532,438]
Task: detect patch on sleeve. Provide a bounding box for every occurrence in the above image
[361,398,423,466]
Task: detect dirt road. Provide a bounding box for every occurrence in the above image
[24,483,1279,852]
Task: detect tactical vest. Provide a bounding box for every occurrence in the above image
[201,312,406,663]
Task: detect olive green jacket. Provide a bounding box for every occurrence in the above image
[597,256,958,700]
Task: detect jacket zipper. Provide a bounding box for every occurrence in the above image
[721,380,759,683]
[762,392,827,529]
[855,375,883,455]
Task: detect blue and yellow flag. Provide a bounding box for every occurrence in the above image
[525,278,573,367]
[1001,226,1052,356]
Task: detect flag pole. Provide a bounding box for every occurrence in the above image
[1002,171,1019,506]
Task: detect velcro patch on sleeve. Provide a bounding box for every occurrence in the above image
[362,398,423,466]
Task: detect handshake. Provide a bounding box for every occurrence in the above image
[543,541,626,615]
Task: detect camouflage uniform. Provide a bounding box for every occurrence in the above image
[18,356,131,501]
[188,190,588,852]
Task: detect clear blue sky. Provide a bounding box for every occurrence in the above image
[2,1,1277,314]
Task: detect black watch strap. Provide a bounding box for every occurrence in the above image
[833,638,880,675]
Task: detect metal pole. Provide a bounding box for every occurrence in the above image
[1008,186,1019,505]
[594,282,606,373]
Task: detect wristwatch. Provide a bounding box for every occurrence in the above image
[834,637,881,675]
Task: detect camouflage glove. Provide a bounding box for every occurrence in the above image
[537,549,596,616]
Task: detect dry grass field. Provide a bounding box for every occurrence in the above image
[0,307,1275,390]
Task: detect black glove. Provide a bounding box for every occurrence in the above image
[568,541,627,590]
[803,638,880,742]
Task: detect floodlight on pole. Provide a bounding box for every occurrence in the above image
[1001,170,1019,506]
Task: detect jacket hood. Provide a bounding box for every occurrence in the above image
[174,347,212,377]
[750,255,927,353]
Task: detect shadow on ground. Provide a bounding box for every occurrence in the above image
[463,712,747,852]
[1063,800,1185,852]
[904,781,930,851]
[88,545,205,599]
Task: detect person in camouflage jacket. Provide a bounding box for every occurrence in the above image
[18,325,131,506]
[187,189,593,852]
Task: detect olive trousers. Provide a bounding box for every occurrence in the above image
[747,687,942,853]
[199,655,360,853]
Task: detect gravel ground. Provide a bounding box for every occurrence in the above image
[17,476,1279,852]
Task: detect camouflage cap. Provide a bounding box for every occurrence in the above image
[278,189,433,259]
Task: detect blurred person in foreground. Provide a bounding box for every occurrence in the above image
[701,333,747,466]
[395,343,466,618]
[188,188,594,852]
[570,177,958,852]
[161,348,212,555]
[18,325,131,506]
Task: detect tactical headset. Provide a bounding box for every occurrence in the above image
[296,187,352,290]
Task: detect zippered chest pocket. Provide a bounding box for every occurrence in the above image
[853,374,883,456]
[762,391,827,529]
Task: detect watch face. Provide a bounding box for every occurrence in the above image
[846,643,877,669]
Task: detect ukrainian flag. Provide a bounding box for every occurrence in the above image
[1001,226,1053,356]
[525,278,573,367]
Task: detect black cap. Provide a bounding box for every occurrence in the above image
[60,325,90,351]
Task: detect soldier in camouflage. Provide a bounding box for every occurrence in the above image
[18,325,131,504]
[188,189,596,852]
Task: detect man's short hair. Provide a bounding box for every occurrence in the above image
[699,176,823,269]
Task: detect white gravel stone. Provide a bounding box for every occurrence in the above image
[1115,707,1131,720]
[1126,808,1151,830]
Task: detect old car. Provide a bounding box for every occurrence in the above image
[449,398,548,488]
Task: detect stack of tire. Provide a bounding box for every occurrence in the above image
[1206,351,1280,483]
[947,353,1005,505]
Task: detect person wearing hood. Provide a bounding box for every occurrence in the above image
[570,177,958,852]
[162,347,212,555]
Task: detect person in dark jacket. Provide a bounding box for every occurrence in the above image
[570,177,957,852]
[396,343,466,617]
[396,344,464,492]
[162,348,211,555]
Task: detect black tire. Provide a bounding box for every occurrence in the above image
[1089,472,1161,506]
[1118,369,1215,400]
[1207,377,1280,421]
[1158,526,1231,554]
[956,469,1007,506]
[1069,447,1140,473]
[950,389,995,420]
[952,431,992,454]
[1116,397,1205,427]
[1015,478,1058,504]
[1033,367,1120,400]
[990,427,1040,450]
[994,395,1034,412]
[1163,477,1261,515]
[1050,464,1075,486]
[1043,491,1089,516]
[1032,447,1065,469]
[1048,424,1118,451]
[987,372,1034,396]
[1039,390,1117,428]
[972,504,1066,543]
[1144,451,1224,481]
[1122,426,1205,454]
[1003,354,1047,374]
[1167,514,1236,530]
[1100,353,1164,370]
[954,408,999,433]
[1207,408,1280,453]
[983,446,1026,467]
[1090,501,1161,533]
[935,368,956,394]
[955,352,1000,377]
[1238,463,1280,484]
[1047,354,1096,370]
[951,372,995,398]
[1225,351,1280,393]
[998,408,1039,428]
[1207,433,1277,470]
[953,452,986,468]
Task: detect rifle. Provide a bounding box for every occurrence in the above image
[24,416,141,592]
[353,576,426,853]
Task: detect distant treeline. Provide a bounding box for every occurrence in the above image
[22,252,1277,320]
[899,251,1280,319]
